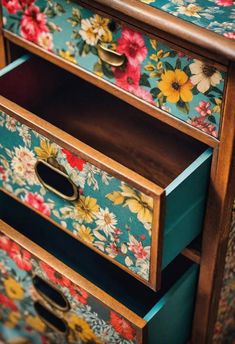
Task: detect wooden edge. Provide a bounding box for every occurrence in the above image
[89,0,235,62]
[191,62,235,343]
[3,30,220,149]
[0,95,163,198]
[181,248,201,265]
[0,218,147,338]
[0,1,6,68]
[0,187,158,289]
[148,192,165,291]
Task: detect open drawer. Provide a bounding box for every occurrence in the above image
[0,55,211,290]
[0,192,198,344]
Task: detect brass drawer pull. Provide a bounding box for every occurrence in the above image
[34,301,68,334]
[33,275,70,311]
[35,159,79,201]
[97,43,126,67]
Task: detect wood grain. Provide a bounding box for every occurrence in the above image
[191,62,235,343]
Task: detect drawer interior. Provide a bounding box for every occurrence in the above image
[0,190,196,318]
[0,56,207,188]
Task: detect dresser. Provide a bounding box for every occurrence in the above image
[0,1,234,343]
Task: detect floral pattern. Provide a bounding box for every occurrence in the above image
[0,231,139,343]
[0,111,154,282]
[139,0,235,40]
[2,0,225,137]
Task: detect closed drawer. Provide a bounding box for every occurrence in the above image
[0,55,211,290]
[2,0,226,138]
[0,196,199,344]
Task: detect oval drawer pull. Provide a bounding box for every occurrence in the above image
[97,43,126,67]
[33,275,70,311]
[34,301,68,334]
[35,159,79,201]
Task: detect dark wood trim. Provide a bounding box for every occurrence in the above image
[0,0,6,68]
[86,0,235,63]
[191,62,235,343]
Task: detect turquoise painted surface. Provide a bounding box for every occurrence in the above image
[0,110,154,282]
[139,0,235,39]
[2,0,225,137]
[146,264,198,344]
[0,231,139,343]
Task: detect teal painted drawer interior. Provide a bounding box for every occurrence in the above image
[2,0,226,137]
[0,191,199,344]
[0,55,211,290]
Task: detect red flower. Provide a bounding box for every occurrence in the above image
[0,234,12,252]
[40,261,71,288]
[110,311,136,340]
[216,0,233,5]
[195,101,212,117]
[20,5,48,43]
[8,243,32,271]
[116,28,147,66]
[23,192,51,216]
[62,149,85,171]
[2,0,21,14]
[69,285,89,305]
[0,293,18,311]
[114,63,140,93]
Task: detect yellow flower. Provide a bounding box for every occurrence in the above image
[25,315,46,332]
[125,193,153,224]
[4,277,24,300]
[213,98,222,113]
[90,14,112,43]
[178,4,202,18]
[59,50,77,64]
[34,140,58,160]
[75,196,99,223]
[68,314,100,343]
[158,69,193,103]
[76,225,94,243]
[4,312,21,328]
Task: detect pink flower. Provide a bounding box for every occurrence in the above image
[23,192,51,216]
[62,148,85,171]
[128,241,148,259]
[20,5,48,43]
[195,101,212,117]
[2,0,21,13]
[0,234,12,252]
[116,28,147,66]
[224,32,235,40]
[132,87,154,104]
[216,0,233,5]
[0,166,8,181]
[8,243,32,271]
[114,63,140,92]
[188,117,218,138]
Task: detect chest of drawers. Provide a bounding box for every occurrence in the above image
[0,1,235,343]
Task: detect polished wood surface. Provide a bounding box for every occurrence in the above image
[192,62,235,343]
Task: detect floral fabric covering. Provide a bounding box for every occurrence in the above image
[0,232,139,344]
[2,0,225,137]
[0,111,154,283]
[139,0,235,40]
[213,201,235,343]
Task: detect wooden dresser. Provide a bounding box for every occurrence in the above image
[0,0,234,343]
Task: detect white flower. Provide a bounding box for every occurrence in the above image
[18,126,31,146]
[177,4,202,18]
[37,32,53,51]
[5,116,17,132]
[189,60,222,93]
[79,18,99,46]
[11,146,37,185]
[95,208,117,237]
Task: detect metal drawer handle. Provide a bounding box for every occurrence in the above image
[33,275,70,311]
[97,43,126,67]
[35,159,79,201]
[34,301,68,334]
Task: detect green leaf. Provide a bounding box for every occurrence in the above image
[77,40,85,55]
[72,30,81,40]
[139,73,151,87]
[55,3,65,14]
[176,100,190,114]
[208,115,217,124]
[150,87,161,99]
[102,63,114,79]
[164,62,174,71]
[183,65,191,75]
[175,58,181,70]
[90,46,98,56]
[210,86,223,95]
[169,51,177,58]
[84,43,90,55]
[192,87,199,95]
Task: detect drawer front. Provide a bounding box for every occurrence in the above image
[2,0,226,137]
[0,224,143,344]
[0,110,157,285]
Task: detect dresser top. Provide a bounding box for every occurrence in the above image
[92,0,235,62]
[139,0,235,40]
